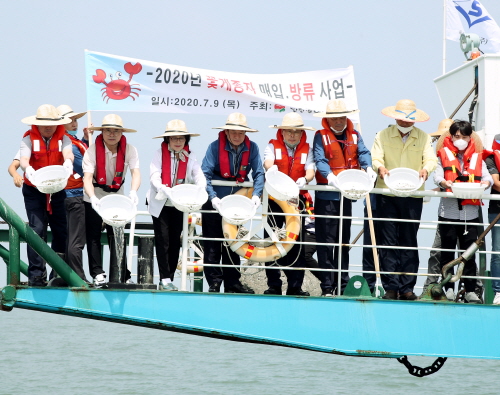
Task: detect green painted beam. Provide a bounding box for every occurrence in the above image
[0,244,28,277]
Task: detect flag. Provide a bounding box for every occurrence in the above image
[446,0,500,53]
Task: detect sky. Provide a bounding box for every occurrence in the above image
[2,0,500,284]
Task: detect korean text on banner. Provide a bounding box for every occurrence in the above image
[446,0,500,53]
[85,50,359,121]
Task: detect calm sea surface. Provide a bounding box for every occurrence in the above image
[1,309,500,395]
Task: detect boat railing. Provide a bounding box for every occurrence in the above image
[168,180,500,298]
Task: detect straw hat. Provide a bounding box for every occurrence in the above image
[57,105,87,121]
[430,119,453,138]
[153,119,200,139]
[269,112,315,130]
[381,99,430,122]
[212,113,258,132]
[313,99,360,118]
[88,114,137,133]
[21,104,71,126]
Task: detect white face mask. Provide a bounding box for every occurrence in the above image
[397,125,413,135]
[453,139,469,151]
[330,125,346,134]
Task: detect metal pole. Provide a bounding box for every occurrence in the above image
[193,227,204,292]
[7,226,20,286]
[443,0,447,75]
[337,196,344,296]
[0,197,87,288]
[137,235,154,284]
[181,211,189,291]
[0,245,28,277]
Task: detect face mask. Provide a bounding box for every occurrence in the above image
[330,125,346,134]
[453,139,469,151]
[397,125,413,135]
[285,140,299,149]
[67,129,77,137]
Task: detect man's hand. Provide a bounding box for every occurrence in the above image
[83,126,93,141]
[13,173,23,188]
[267,164,278,173]
[90,195,101,212]
[440,180,453,189]
[63,159,73,176]
[378,166,390,179]
[212,197,222,213]
[366,167,377,182]
[419,169,428,181]
[25,166,35,181]
[327,173,340,189]
[481,181,491,189]
[129,190,139,206]
[251,195,261,209]
[296,177,307,189]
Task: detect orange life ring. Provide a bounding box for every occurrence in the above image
[222,188,301,262]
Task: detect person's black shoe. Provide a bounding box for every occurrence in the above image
[382,290,398,300]
[399,291,418,301]
[286,287,310,296]
[28,276,47,287]
[225,283,255,294]
[264,286,282,295]
[321,289,334,297]
[208,283,221,293]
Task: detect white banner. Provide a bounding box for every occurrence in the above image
[446,0,500,53]
[85,50,359,121]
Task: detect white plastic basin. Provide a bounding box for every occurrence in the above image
[265,170,299,201]
[384,168,423,197]
[31,165,68,194]
[170,184,208,213]
[98,195,137,227]
[219,195,256,225]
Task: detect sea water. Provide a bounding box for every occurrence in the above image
[2,309,500,395]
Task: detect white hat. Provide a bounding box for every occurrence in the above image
[21,104,71,126]
[153,119,200,139]
[88,114,137,133]
[213,113,258,132]
[269,112,315,130]
[314,99,359,118]
[381,99,429,122]
[57,105,87,120]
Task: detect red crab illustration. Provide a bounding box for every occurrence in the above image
[92,62,142,103]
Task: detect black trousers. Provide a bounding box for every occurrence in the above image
[201,201,241,287]
[303,231,321,281]
[65,195,87,281]
[377,195,422,294]
[264,199,305,290]
[22,184,67,285]
[84,201,130,282]
[152,205,184,281]
[315,197,352,293]
[438,216,478,293]
[362,206,379,293]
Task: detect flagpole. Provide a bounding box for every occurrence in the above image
[443,0,447,75]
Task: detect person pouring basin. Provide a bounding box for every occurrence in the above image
[82,114,141,288]
[19,104,74,286]
[201,112,265,294]
[147,119,206,292]
[263,112,316,296]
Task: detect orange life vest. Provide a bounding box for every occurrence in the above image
[437,135,482,206]
[23,125,66,187]
[315,118,360,183]
[65,133,87,190]
[269,130,309,182]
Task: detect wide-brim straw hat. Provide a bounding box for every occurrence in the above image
[313,99,360,118]
[430,119,453,138]
[212,112,258,132]
[153,119,200,139]
[382,99,429,122]
[22,104,72,126]
[269,112,315,130]
[88,114,137,133]
[57,105,87,121]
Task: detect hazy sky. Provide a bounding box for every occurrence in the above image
[2,0,500,283]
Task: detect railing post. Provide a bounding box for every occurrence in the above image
[7,226,20,286]
[181,211,189,291]
[137,235,154,284]
[337,196,344,296]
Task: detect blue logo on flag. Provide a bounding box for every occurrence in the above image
[454,0,492,28]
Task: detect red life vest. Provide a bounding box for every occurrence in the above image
[94,134,126,192]
[437,135,482,206]
[315,118,360,183]
[488,139,500,171]
[218,131,250,183]
[161,142,189,187]
[23,125,66,187]
[269,130,309,182]
[65,133,87,190]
